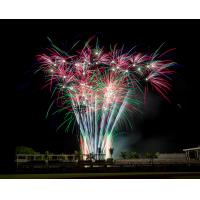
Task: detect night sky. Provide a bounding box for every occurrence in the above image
[1,20,200,169]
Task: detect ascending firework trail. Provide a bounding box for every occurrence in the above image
[37,38,176,158]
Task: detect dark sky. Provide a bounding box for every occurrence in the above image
[1,20,200,167]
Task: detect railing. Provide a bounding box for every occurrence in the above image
[116,158,200,165]
[16,153,106,162]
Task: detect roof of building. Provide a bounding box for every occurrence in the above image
[183,146,200,151]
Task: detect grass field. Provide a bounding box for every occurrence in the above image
[0,172,200,179]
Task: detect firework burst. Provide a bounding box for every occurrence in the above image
[37,39,176,158]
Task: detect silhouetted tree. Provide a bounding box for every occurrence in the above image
[109,148,114,158]
[120,152,127,159]
[145,152,158,164]
[16,146,36,154]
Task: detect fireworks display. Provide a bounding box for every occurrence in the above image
[37,39,176,158]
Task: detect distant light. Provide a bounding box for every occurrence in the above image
[62,59,66,63]
[177,104,182,109]
[137,67,141,71]
[83,72,86,75]
[63,75,66,79]
[62,85,65,89]
[117,66,120,69]
[125,70,128,73]
[145,77,148,81]
[112,68,115,71]
[132,63,136,67]
[50,69,54,73]
[111,60,115,64]
[53,63,56,66]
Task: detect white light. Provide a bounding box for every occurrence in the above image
[75,63,79,67]
[133,63,136,67]
[95,51,99,55]
[116,66,119,69]
[62,59,66,63]
[62,85,65,89]
[83,72,86,75]
[103,106,107,111]
[63,75,66,79]
[137,67,141,71]
[111,60,115,64]
[151,64,155,68]
[112,68,115,71]
[125,70,128,73]
[50,69,54,73]
[53,63,56,66]
[145,77,148,81]
[146,64,150,69]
